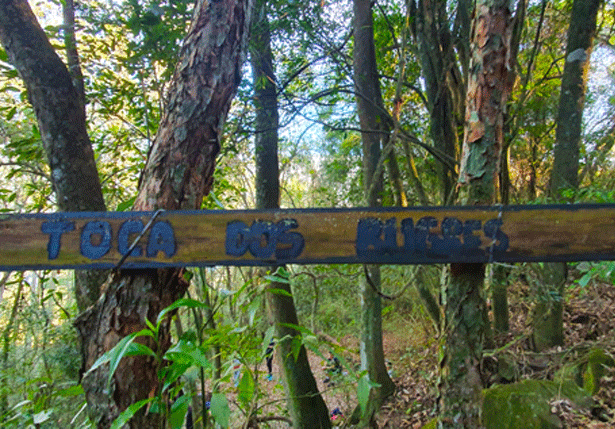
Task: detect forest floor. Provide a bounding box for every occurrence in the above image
[245,279,615,428]
[375,280,615,428]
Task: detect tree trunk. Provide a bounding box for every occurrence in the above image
[250,1,330,427]
[533,0,600,352]
[440,263,487,427]
[62,0,85,110]
[440,1,514,427]
[491,265,510,333]
[0,0,107,312]
[412,0,463,204]
[385,146,408,207]
[532,263,566,351]
[0,275,24,416]
[550,0,600,196]
[75,1,252,427]
[353,0,396,424]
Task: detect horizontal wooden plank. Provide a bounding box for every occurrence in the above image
[1,204,615,270]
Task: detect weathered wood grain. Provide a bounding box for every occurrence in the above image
[1,204,615,270]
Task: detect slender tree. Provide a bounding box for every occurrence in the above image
[439,1,514,427]
[249,0,331,427]
[352,0,396,424]
[532,0,601,352]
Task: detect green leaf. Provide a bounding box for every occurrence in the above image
[237,370,255,409]
[209,192,226,209]
[124,342,158,359]
[264,267,290,284]
[110,398,154,429]
[86,329,156,388]
[246,294,262,326]
[210,393,230,428]
[169,394,191,429]
[278,322,315,337]
[578,272,592,288]
[116,196,136,211]
[145,317,156,333]
[357,373,371,415]
[160,362,191,393]
[266,288,292,297]
[183,270,194,282]
[6,106,16,120]
[291,335,302,361]
[54,384,84,397]
[156,298,210,327]
[164,339,211,369]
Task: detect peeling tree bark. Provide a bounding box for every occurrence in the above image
[74,1,252,427]
[440,1,514,428]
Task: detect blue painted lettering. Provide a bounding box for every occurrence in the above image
[81,221,112,260]
[146,221,176,258]
[41,221,75,259]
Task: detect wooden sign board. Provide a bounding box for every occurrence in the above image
[1,204,615,271]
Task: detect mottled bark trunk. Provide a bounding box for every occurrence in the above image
[440,1,513,427]
[492,1,525,331]
[534,0,600,353]
[250,1,330,427]
[75,1,252,427]
[440,263,486,427]
[353,0,396,424]
[550,0,600,195]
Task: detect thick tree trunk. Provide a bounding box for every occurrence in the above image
[75,1,252,427]
[250,1,330,427]
[353,0,396,424]
[440,263,486,427]
[440,2,514,427]
[533,0,600,353]
[0,1,105,214]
